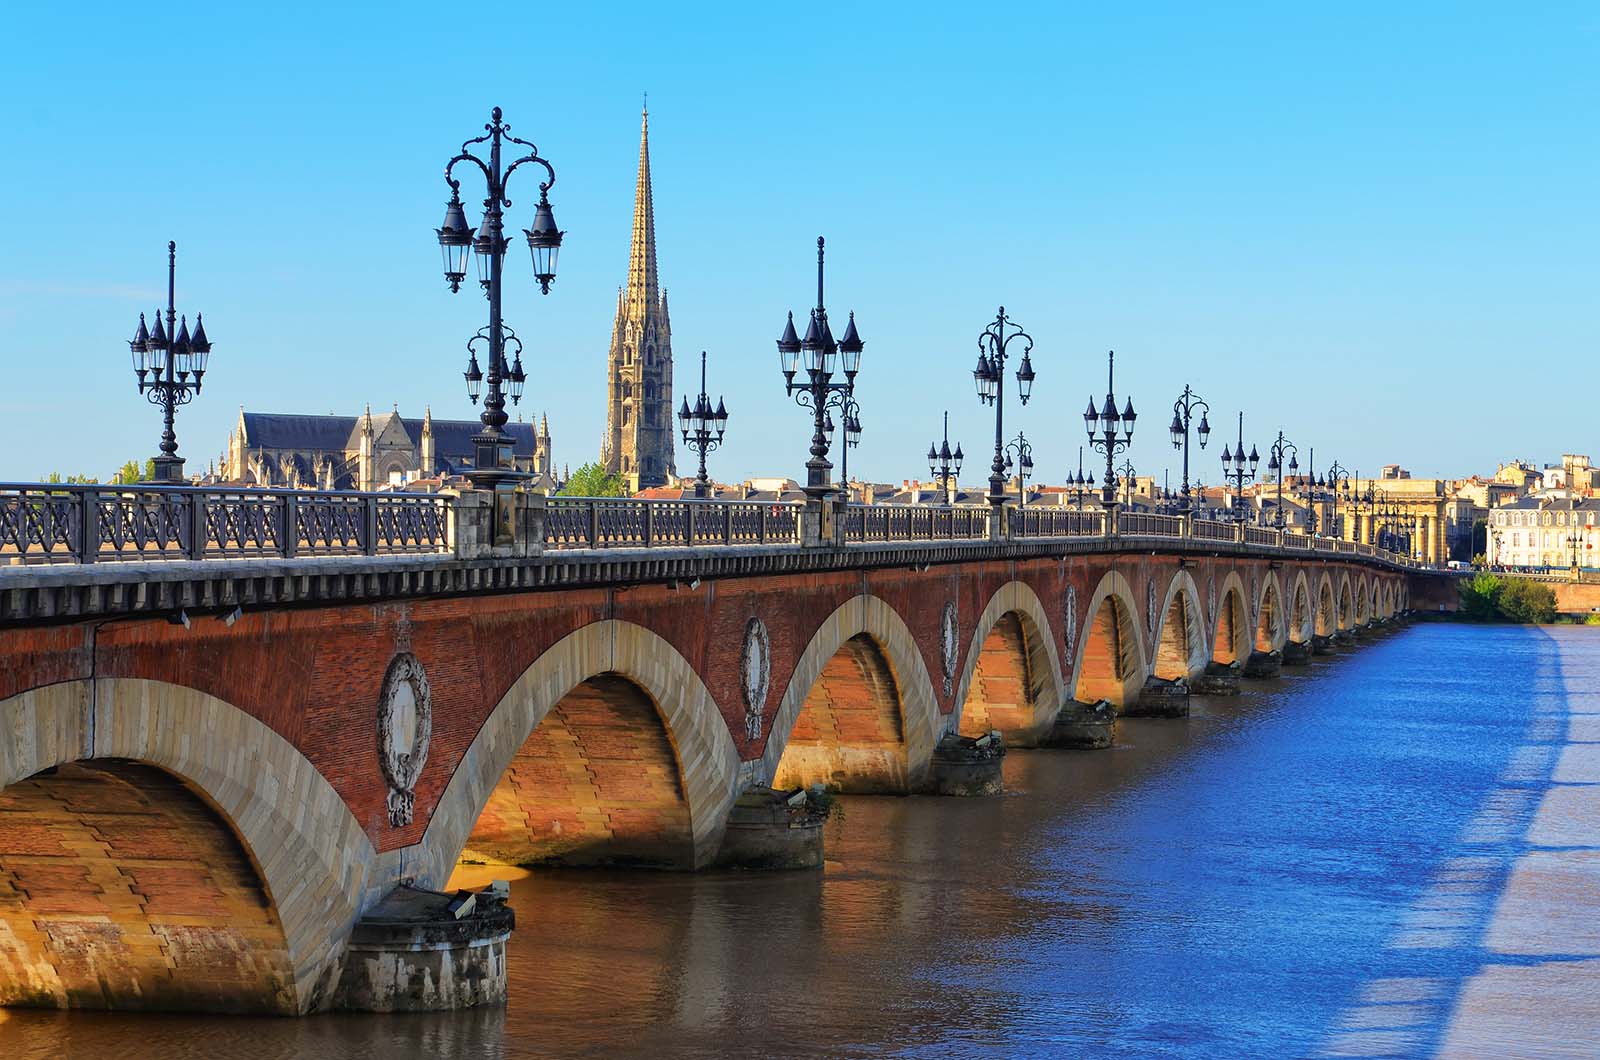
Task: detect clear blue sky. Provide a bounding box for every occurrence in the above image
[1,2,1595,486]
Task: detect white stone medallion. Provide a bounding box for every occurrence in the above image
[941,601,960,697]
[1207,575,1217,629]
[740,617,771,742]
[378,651,432,827]
[1148,578,1159,643]
[1064,585,1079,656]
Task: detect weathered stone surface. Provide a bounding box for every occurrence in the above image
[1282,640,1311,665]
[1243,649,1283,678]
[714,786,826,870]
[1311,634,1334,655]
[924,731,1005,796]
[1192,661,1243,695]
[1127,676,1190,718]
[332,885,513,1012]
[1039,699,1117,749]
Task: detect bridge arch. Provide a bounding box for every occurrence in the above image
[421,620,741,880]
[0,679,373,1014]
[1254,571,1287,653]
[1071,571,1149,708]
[1381,582,1396,619]
[762,594,942,794]
[1212,571,1251,665]
[1356,575,1372,625]
[1337,575,1356,631]
[952,581,1066,744]
[1289,571,1314,644]
[1315,573,1337,638]
[1150,570,1209,681]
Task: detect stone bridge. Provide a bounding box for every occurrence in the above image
[0,484,1452,1015]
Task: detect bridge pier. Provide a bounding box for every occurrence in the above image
[1191,661,1243,695]
[1243,650,1284,678]
[1127,676,1191,718]
[1038,699,1117,749]
[332,885,514,1012]
[1311,634,1334,655]
[1282,640,1311,666]
[714,787,828,871]
[923,732,1006,796]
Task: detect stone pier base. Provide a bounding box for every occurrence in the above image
[1311,634,1333,655]
[1332,630,1355,649]
[714,786,827,871]
[1282,640,1311,666]
[1243,649,1283,678]
[333,885,514,1012]
[1040,698,1116,749]
[1191,661,1243,695]
[924,731,1005,796]
[1127,676,1190,718]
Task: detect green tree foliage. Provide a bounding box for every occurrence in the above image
[39,472,98,485]
[1459,573,1557,624]
[1498,579,1557,624]
[1459,573,1504,621]
[112,458,156,484]
[557,462,627,498]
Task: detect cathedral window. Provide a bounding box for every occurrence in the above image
[624,381,633,399]
[646,344,655,365]
[623,407,631,425]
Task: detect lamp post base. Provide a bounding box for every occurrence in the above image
[151,456,186,484]
[466,431,525,492]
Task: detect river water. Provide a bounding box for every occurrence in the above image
[7,624,1596,1059]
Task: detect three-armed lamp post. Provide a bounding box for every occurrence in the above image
[1068,446,1096,508]
[435,106,563,488]
[1084,350,1136,509]
[972,307,1036,510]
[1220,412,1259,523]
[927,411,963,503]
[127,241,213,483]
[1003,431,1035,508]
[678,350,729,499]
[777,237,864,500]
[1265,430,1299,529]
[1167,384,1210,510]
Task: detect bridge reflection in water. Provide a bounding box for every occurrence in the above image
[0,483,1444,1017]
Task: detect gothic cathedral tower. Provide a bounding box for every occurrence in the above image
[601,106,675,491]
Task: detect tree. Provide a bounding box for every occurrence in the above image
[1498,579,1556,624]
[112,458,156,485]
[39,472,98,485]
[557,462,627,498]
[1459,572,1503,621]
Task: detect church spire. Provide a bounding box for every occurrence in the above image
[627,103,658,299]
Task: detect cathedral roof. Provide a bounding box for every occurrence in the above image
[241,410,536,458]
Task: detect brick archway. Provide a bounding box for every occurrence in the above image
[419,620,742,880]
[1255,570,1286,653]
[1212,571,1250,665]
[1316,573,1337,637]
[1070,571,1148,708]
[950,580,1065,745]
[1152,570,1209,681]
[1338,576,1355,630]
[0,679,373,1014]
[1289,571,1313,644]
[760,594,941,795]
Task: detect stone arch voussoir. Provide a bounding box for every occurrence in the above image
[1070,570,1150,708]
[1152,570,1209,681]
[950,580,1066,745]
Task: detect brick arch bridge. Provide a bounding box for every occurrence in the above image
[0,486,1449,1013]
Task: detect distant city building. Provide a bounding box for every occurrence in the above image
[601,106,676,493]
[225,406,554,491]
[1487,496,1600,570]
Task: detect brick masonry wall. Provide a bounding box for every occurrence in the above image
[0,761,296,1013]
[773,634,907,793]
[960,613,1034,737]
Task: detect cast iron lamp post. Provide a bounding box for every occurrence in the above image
[1167,384,1210,510]
[126,241,213,483]
[1003,431,1034,508]
[1084,350,1135,508]
[435,106,563,488]
[1068,446,1096,508]
[1220,412,1259,523]
[836,395,862,495]
[972,307,1036,510]
[1265,430,1299,529]
[777,237,864,500]
[927,411,963,503]
[1115,458,1138,508]
[1322,460,1351,537]
[678,350,729,499]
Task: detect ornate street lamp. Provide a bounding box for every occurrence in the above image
[837,394,862,495]
[1084,350,1135,509]
[1323,460,1351,537]
[973,307,1036,509]
[1265,430,1299,529]
[126,241,213,484]
[436,106,562,488]
[1115,458,1138,508]
[1003,431,1035,508]
[927,411,963,503]
[1068,446,1096,509]
[1168,384,1210,510]
[678,350,729,499]
[778,237,864,500]
[1220,412,1259,523]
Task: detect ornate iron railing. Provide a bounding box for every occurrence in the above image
[0,484,450,564]
[1117,511,1186,537]
[1244,526,1280,547]
[1192,518,1236,542]
[1014,507,1104,538]
[544,498,802,549]
[844,504,992,542]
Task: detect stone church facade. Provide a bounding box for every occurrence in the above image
[225,406,554,491]
[601,106,676,492]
